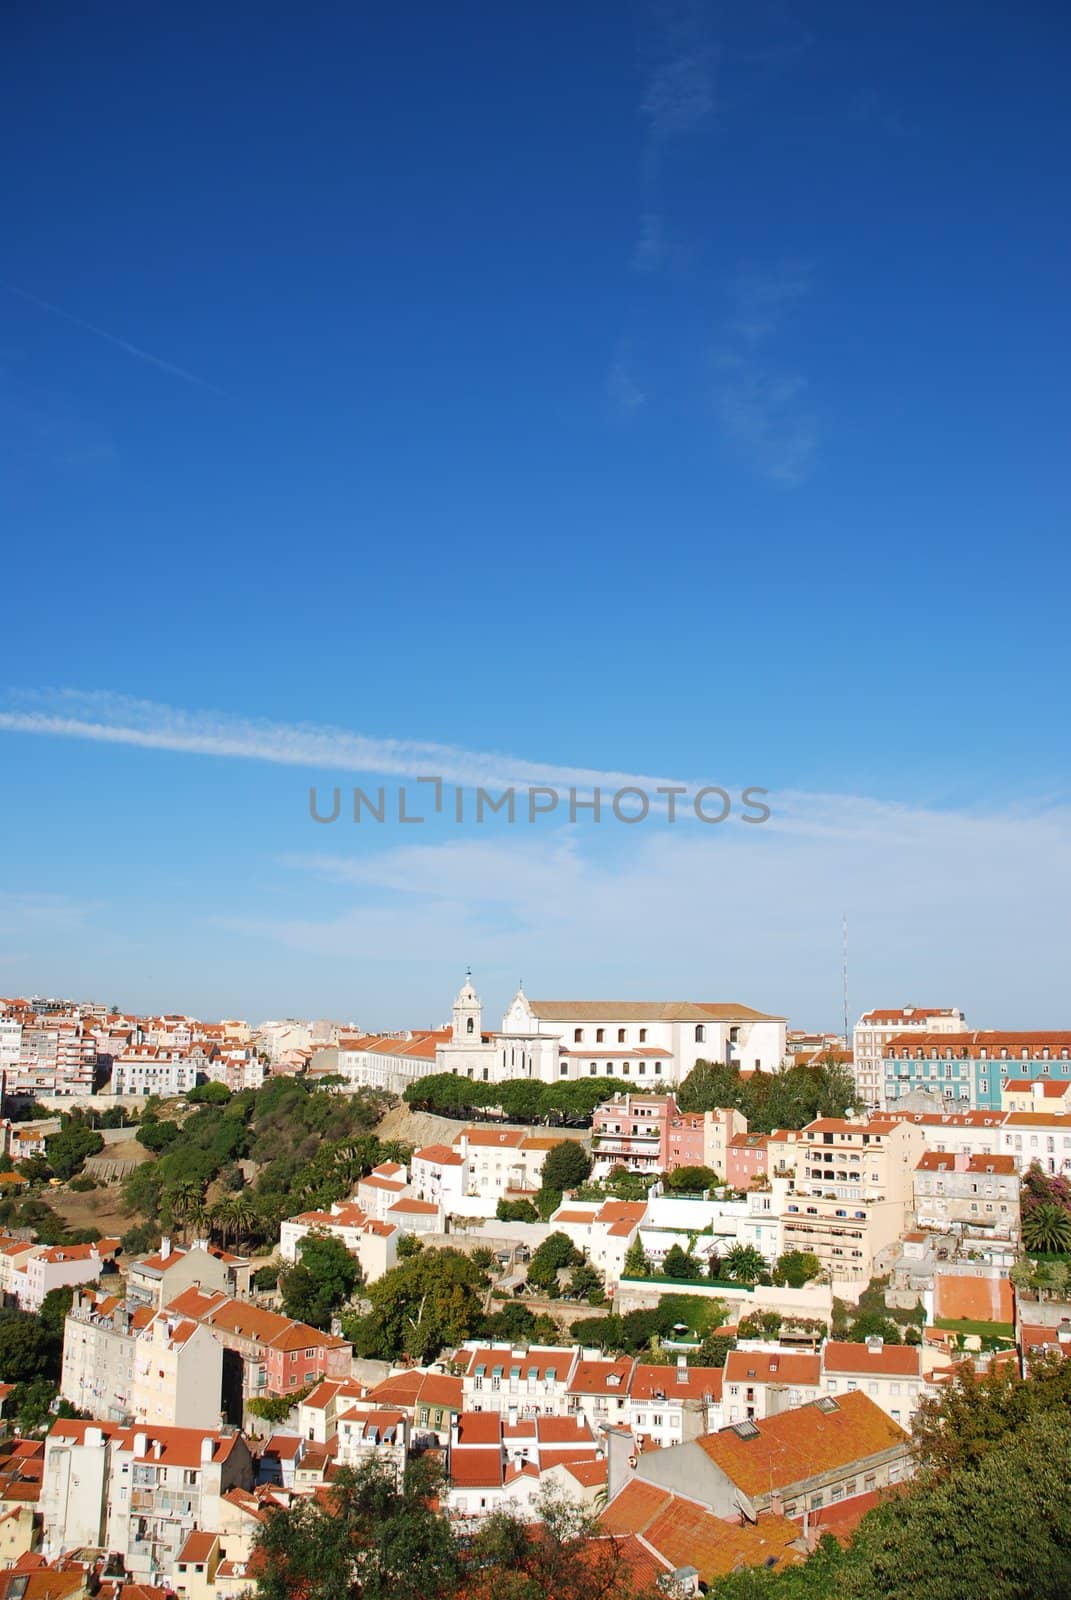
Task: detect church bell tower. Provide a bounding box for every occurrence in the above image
[452,968,482,1043]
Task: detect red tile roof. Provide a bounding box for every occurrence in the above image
[694,1391,908,1497]
[822,1342,922,1378]
[724,1351,819,1388]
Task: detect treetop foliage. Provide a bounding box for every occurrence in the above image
[677,1054,858,1132]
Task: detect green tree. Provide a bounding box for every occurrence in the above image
[344,1249,487,1364]
[568,1261,606,1305]
[0,1316,53,1382]
[188,1081,232,1104]
[497,1198,540,1223]
[912,1349,1071,1475]
[136,1119,181,1153]
[527,1233,582,1294]
[540,1142,593,1192]
[622,1237,653,1279]
[280,1234,361,1329]
[44,1125,104,1181]
[254,1457,460,1600]
[722,1243,766,1283]
[677,1060,745,1114]
[662,1243,703,1281]
[772,1250,822,1288]
[663,1165,719,1194]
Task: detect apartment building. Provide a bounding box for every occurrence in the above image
[819,1339,927,1428]
[883,1031,1071,1113]
[445,1409,601,1521]
[722,1349,821,1426]
[451,1126,562,1201]
[913,1151,1020,1241]
[591,1093,677,1175]
[636,1390,913,1523]
[852,1007,967,1110]
[354,1159,410,1219]
[336,1029,449,1094]
[1000,1112,1071,1176]
[5,1015,98,1099]
[775,1117,926,1288]
[14,1238,120,1312]
[628,1359,724,1448]
[665,1106,747,1178]
[361,1369,465,1445]
[726,1133,770,1191]
[163,1286,352,1403]
[460,1343,577,1417]
[127,1238,250,1310]
[409,1143,468,1208]
[111,1046,201,1098]
[41,1420,255,1580]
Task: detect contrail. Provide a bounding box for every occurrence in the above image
[0,279,223,393]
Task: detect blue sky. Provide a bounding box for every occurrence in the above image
[2,1,1069,1029]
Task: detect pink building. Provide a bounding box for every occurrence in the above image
[726,1132,769,1191]
[666,1112,706,1170]
[591,1093,679,1175]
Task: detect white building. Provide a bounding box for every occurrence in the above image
[61,1290,224,1429]
[42,1420,255,1579]
[111,1046,200,1097]
[820,1339,927,1429]
[432,976,787,1088]
[14,1238,119,1312]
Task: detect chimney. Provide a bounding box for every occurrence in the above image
[133,1432,148,1458]
[160,1236,172,1261]
[603,1425,636,1505]
[676,1355,689,1383]
[507,1405,518,1427]
[84,1426,104,1449]
[200,1436,216,1465]
[153,1440,164,1460]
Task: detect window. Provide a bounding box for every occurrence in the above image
[639,1028,647,1043]
[618,1028,626,1043]
[596,1028,604,1042]
[574,1028,583,1043]
[695,1025,705,1043]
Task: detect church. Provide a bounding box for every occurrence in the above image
[433,973,786,1086]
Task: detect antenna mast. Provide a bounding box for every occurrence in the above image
[842,912,849,1046]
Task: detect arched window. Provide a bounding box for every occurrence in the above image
[467,1017,474,1035]
[695,1025,705,1043]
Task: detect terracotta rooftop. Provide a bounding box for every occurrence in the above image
[694,1391,908,1497]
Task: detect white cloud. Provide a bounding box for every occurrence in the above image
[0,690,702,792]
[245,792,1071,1027]
[714,359,817,486]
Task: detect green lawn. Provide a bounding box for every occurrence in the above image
[933,1316,1014,1341]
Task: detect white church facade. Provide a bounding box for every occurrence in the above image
[432,976,786,1087]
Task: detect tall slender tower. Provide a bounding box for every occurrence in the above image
[452,969,482,1042]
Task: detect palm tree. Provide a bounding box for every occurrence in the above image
[168,1179,207,1244]
[210,1198,240,1248]
[227,1192,259,1250]
[1021,1203,1071,1257]
[723,1243,767,1284]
